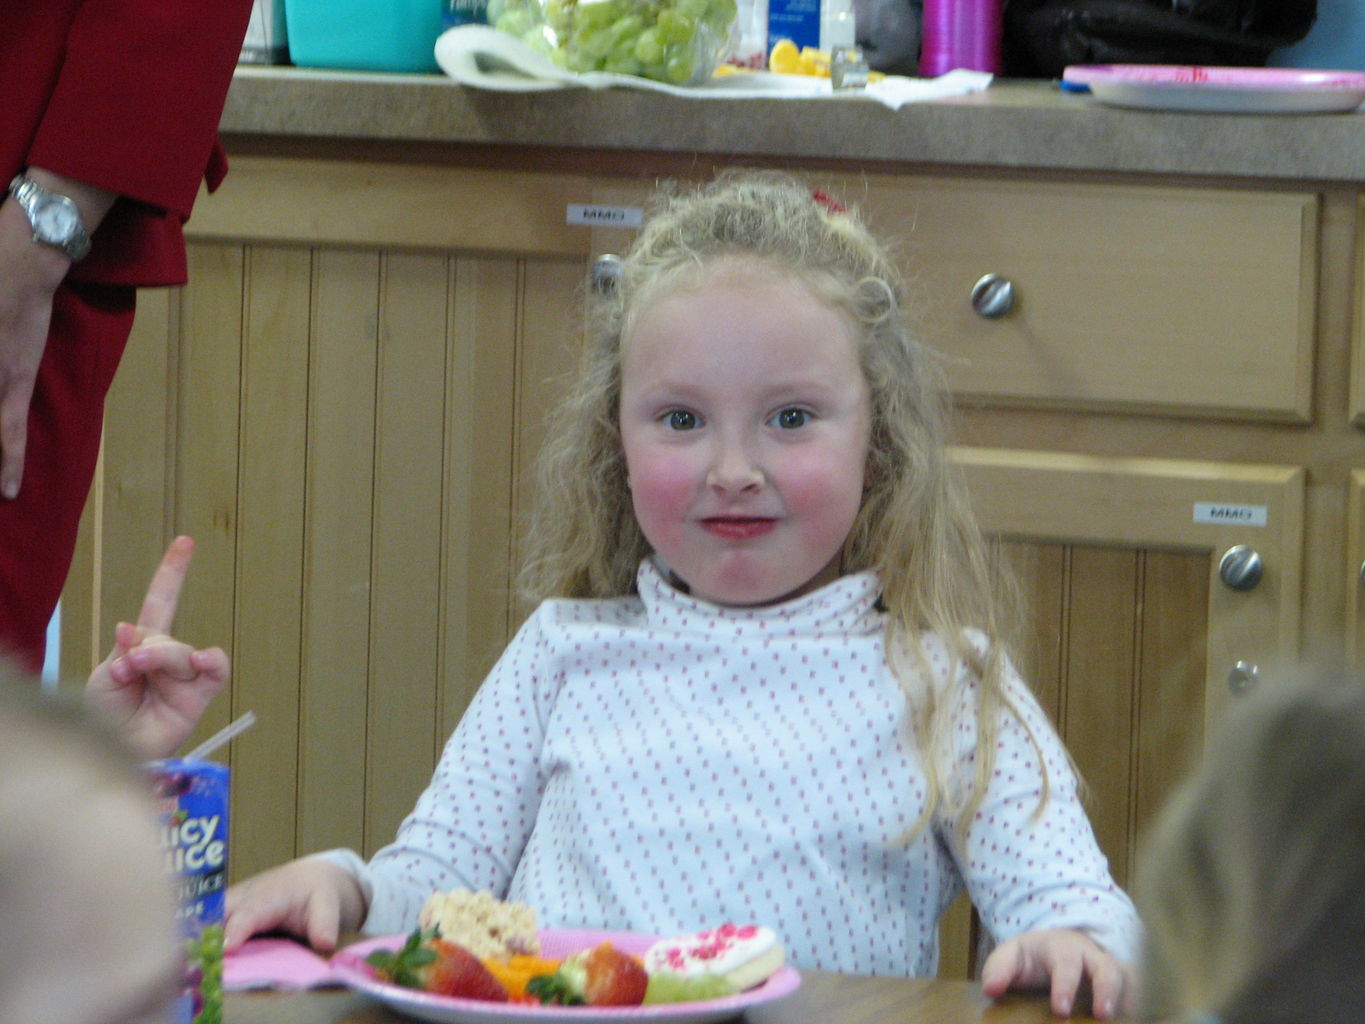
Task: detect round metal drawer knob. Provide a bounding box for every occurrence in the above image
[970,274,1014,318]
[591,254,623,296]
[1218,544,1263,592]
[1228,660,1260,695]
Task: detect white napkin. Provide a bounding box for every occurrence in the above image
[434,25,991,108]
[865,68,994,108]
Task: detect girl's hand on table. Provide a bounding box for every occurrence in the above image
[224,857,368,954]
[85,535,230,760]
[980,927,1133,1020]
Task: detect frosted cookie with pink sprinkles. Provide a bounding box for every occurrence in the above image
[643,924,785,991]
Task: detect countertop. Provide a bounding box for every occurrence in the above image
[221,64,1365,183]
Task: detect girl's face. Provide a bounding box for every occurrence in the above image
[619,258,873,606]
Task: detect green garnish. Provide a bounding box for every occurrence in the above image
[366,928,439,990]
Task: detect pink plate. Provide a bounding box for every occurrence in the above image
[331,929,801,1024]
[1061,64,1365,113]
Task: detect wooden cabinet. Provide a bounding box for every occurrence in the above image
[858,177,1318,421]
[60,143,1363,980]
[957,449,1303,864]
[931,446,1306,978]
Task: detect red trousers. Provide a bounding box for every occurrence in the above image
[0,280,134,674]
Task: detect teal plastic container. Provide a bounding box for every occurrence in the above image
[285,0,444,72]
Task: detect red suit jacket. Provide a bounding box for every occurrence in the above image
[1,0,254,284]
[0,0,254,671]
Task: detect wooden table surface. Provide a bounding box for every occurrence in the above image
[226,971,1110,1023]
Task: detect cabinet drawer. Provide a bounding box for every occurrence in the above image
[858,177,1317,421]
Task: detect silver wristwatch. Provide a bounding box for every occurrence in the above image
[7,173,91,262]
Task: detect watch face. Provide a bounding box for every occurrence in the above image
[33,196,80,241]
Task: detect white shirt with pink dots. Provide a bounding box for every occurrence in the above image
[326,558,1139,975]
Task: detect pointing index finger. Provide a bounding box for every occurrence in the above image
[137,535,195,636]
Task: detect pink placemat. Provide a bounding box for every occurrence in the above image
[224,937,348,991]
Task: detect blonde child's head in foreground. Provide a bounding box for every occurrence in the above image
[1135,666,1365,1024]
[524,171,1021,822]
[0,674,181,1024]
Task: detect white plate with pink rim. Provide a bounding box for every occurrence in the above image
[330,928,802,1024]
[1061,64,1365,114]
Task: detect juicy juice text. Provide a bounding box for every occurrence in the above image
[147,758,229,1024]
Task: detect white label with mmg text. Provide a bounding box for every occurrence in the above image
[566,204,644,228]
[1193,502,1267,527]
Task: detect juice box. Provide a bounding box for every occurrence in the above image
[147,759,229,1024]
[767,0,819,53]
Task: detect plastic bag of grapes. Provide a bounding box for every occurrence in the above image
[487,0,739,84]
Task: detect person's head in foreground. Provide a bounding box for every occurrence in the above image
[0,671,181,1024]
[1135,664,1365,1024]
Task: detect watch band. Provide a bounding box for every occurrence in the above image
[7,173,92,262]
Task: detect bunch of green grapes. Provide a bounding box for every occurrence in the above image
[187,923,224,1024]
[488,0,738,84]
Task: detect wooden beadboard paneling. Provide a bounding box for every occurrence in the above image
[176,245,245,754]
[999,541,1065,724]
[510,258,594,624]
[366,251,450,850]
[1133,550,1208,854]
[937,539,1206,976]
[439,256,519,738]
[1061,546,1139,885]
[301,249,380,862]
[1349,471,1365,667]
[235,245,312,864]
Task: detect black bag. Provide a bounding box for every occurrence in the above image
[1002,0,1317,78]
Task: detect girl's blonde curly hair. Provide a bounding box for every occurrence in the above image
[521,170,1041,837]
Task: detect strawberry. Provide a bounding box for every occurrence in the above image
[582,942,649,1006]
[424,939,510,1002]
[367,929,509,1002]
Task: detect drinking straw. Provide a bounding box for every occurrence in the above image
[184,710,257,761]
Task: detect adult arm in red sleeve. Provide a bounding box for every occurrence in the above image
[28,0,256,216]
[0,0,253,499]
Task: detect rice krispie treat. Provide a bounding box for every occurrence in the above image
[417,888,540,959]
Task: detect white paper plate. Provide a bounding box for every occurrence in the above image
[331,928,801,1024]
[1062,64,1365,113]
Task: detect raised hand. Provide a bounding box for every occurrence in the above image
[86,535,230,759]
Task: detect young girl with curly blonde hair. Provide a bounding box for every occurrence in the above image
[222,172,1138,1017]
